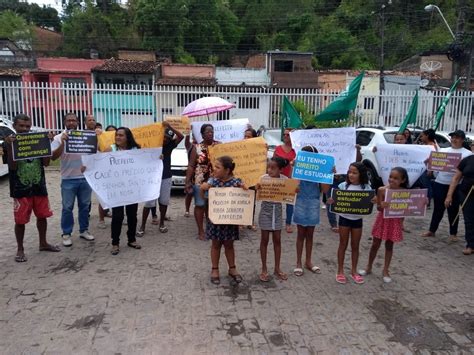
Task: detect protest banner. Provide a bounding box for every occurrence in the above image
[97,123,164,152]
[12,132,51,161]
[329,189,375,215]
[191,118,249,143]
[164,115,191,135]
[384,188,427,218]
[208,136,267,187]
[81,148,163,209]
[292,151,334,184]
[427,151,462,172]
[65,130,97,154]
[256,178,299,204]
[208,187,255,225]
[374,144,433,188]
[289,127,356,173]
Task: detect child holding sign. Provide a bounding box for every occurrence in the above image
[200,156,246,285]
[256,157,294,282]
[359,167,409,283]
[293,146,331,277]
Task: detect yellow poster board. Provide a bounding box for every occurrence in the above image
[208,187,255,225]
[164,115,191,135]
[256,178,299,204]
[98,123,164,151]
[208,136,267,187]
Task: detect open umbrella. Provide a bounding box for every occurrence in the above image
[181,96,235,118]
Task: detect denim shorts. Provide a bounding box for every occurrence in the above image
[338,216,363,229]
[193,184,207,207]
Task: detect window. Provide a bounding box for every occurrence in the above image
[274,60,293,72]
[435,134,450,148]
[356,130,375,146]
[238,97,259,109]
[62,77,87,96]
[217,110,229,121]
[178,93,203,107]
[363,97,375,110]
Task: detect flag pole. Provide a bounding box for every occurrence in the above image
[452,185,473,226]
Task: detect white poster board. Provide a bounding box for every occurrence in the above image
[81,148,163,209]
[289,127,356,173]
[374,144,433,188]
[191,118,249,143]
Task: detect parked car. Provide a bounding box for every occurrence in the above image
[262,129,282,159]
[0,117,15,177]
[356,126,451,188]
[170,140,188,190]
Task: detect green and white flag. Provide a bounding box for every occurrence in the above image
[433,79,460,131]
[398,91,418,133]
[280,96,302,138]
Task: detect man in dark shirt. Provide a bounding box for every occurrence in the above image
[4,114,60,262]
[136,121,184,236]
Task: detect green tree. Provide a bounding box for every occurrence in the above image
[0,10,33,48]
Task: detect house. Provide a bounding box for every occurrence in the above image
[266,51,319,88]
[32,27,63,57]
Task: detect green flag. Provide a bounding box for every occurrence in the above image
[315,71,365,121]
[433,78,460,131]
[398,91,418,133]
[280,96,302,138]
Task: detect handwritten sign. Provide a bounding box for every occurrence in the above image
[208,187,255,225]
[191,118,249,143]
[81,148,163,209]
[256,177,299,204]
[65,130,97,154]
[165,115,191,135]
[384,189,427,218]
[98,123,164,152]
[208,136,267,187]
[289,127,356,173]
[329,189,375,215]
[427,151,462,172]
[292,151,334,184]
[374,144,433,188]
[12,132,51,161]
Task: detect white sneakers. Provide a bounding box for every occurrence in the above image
[62,231,95,246]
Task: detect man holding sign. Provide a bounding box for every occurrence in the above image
[3,114,60,262]
[52,113,95,247]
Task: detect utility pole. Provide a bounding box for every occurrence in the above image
[374,1,391,118]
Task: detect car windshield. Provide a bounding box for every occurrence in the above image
[263,130,282,148]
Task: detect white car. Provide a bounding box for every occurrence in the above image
[170,140,188,190]
[356,126,451,188]
[262,129,282,159]
[0,117,15,177]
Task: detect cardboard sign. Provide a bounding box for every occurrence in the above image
[65,130,97,154]
[374,144,433,188]
[208,187,255,225]
[81,148,163,209]
[208,136,267,187]
[289,127,356,173]
[98,123,164,152]
[384,188,427,218]
[329,189,375,215]
[256,178,299,204]
[292,151,334,184]
[12,132,51,161]
[164,115,191,135]
[191,118,249,143]
[427,151,462,172]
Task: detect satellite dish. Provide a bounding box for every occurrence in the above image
[420,79,430,87]
[420,61,442,72]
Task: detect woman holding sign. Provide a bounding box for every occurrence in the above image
[274,128,296,233]
[186,124,219,241]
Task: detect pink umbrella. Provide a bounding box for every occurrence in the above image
[181,96,235,117]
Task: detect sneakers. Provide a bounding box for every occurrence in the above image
[62,234,72,247]
[383,276,392,283]
[79,230,95,241]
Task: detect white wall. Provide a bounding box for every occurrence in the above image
[216,67,270,86]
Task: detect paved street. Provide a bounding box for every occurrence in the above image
[0,169,473,354]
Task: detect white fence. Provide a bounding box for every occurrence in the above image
[0,81,473,133]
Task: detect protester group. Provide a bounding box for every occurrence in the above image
[2,113,473,286]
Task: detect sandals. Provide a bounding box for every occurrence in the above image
[111,245,120,255]
[421,231,435,238]
[336,274,347,284]
[331,227,339,233]
[228,266,243,283]
[127,242,142,249]
[15,254,27,263]
[293,268,304,277]
[285,225,293,233]
[39,244,61,252]
[358,269,371,276]
[211,267,220,285]
[305,265,321,274]
[184,211,190,217]
[351,274,365,284]
[151,217,159,225]
[274,271,288,281]
[136,230,145,238]
[159,226,168,233]
[259,271,270,282]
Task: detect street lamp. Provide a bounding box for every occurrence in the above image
[424,4,456,40]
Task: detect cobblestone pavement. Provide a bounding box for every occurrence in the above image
[0,170,473,354]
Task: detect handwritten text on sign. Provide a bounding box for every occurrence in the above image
[208,136,267,187]
[81,148,163,209]
[65,130,97,154]
[384,188,427,218]
[12,132,51,161]
[427,151,462,172]
[256,178,299,204]
[98,123,164,151]
[374,144,433,188]
[329,189,375,215]
[292,151,334,184]
[164,115,191,135]
[289,127,356,173]
[192,118,249,143]
[208,187,255,225]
